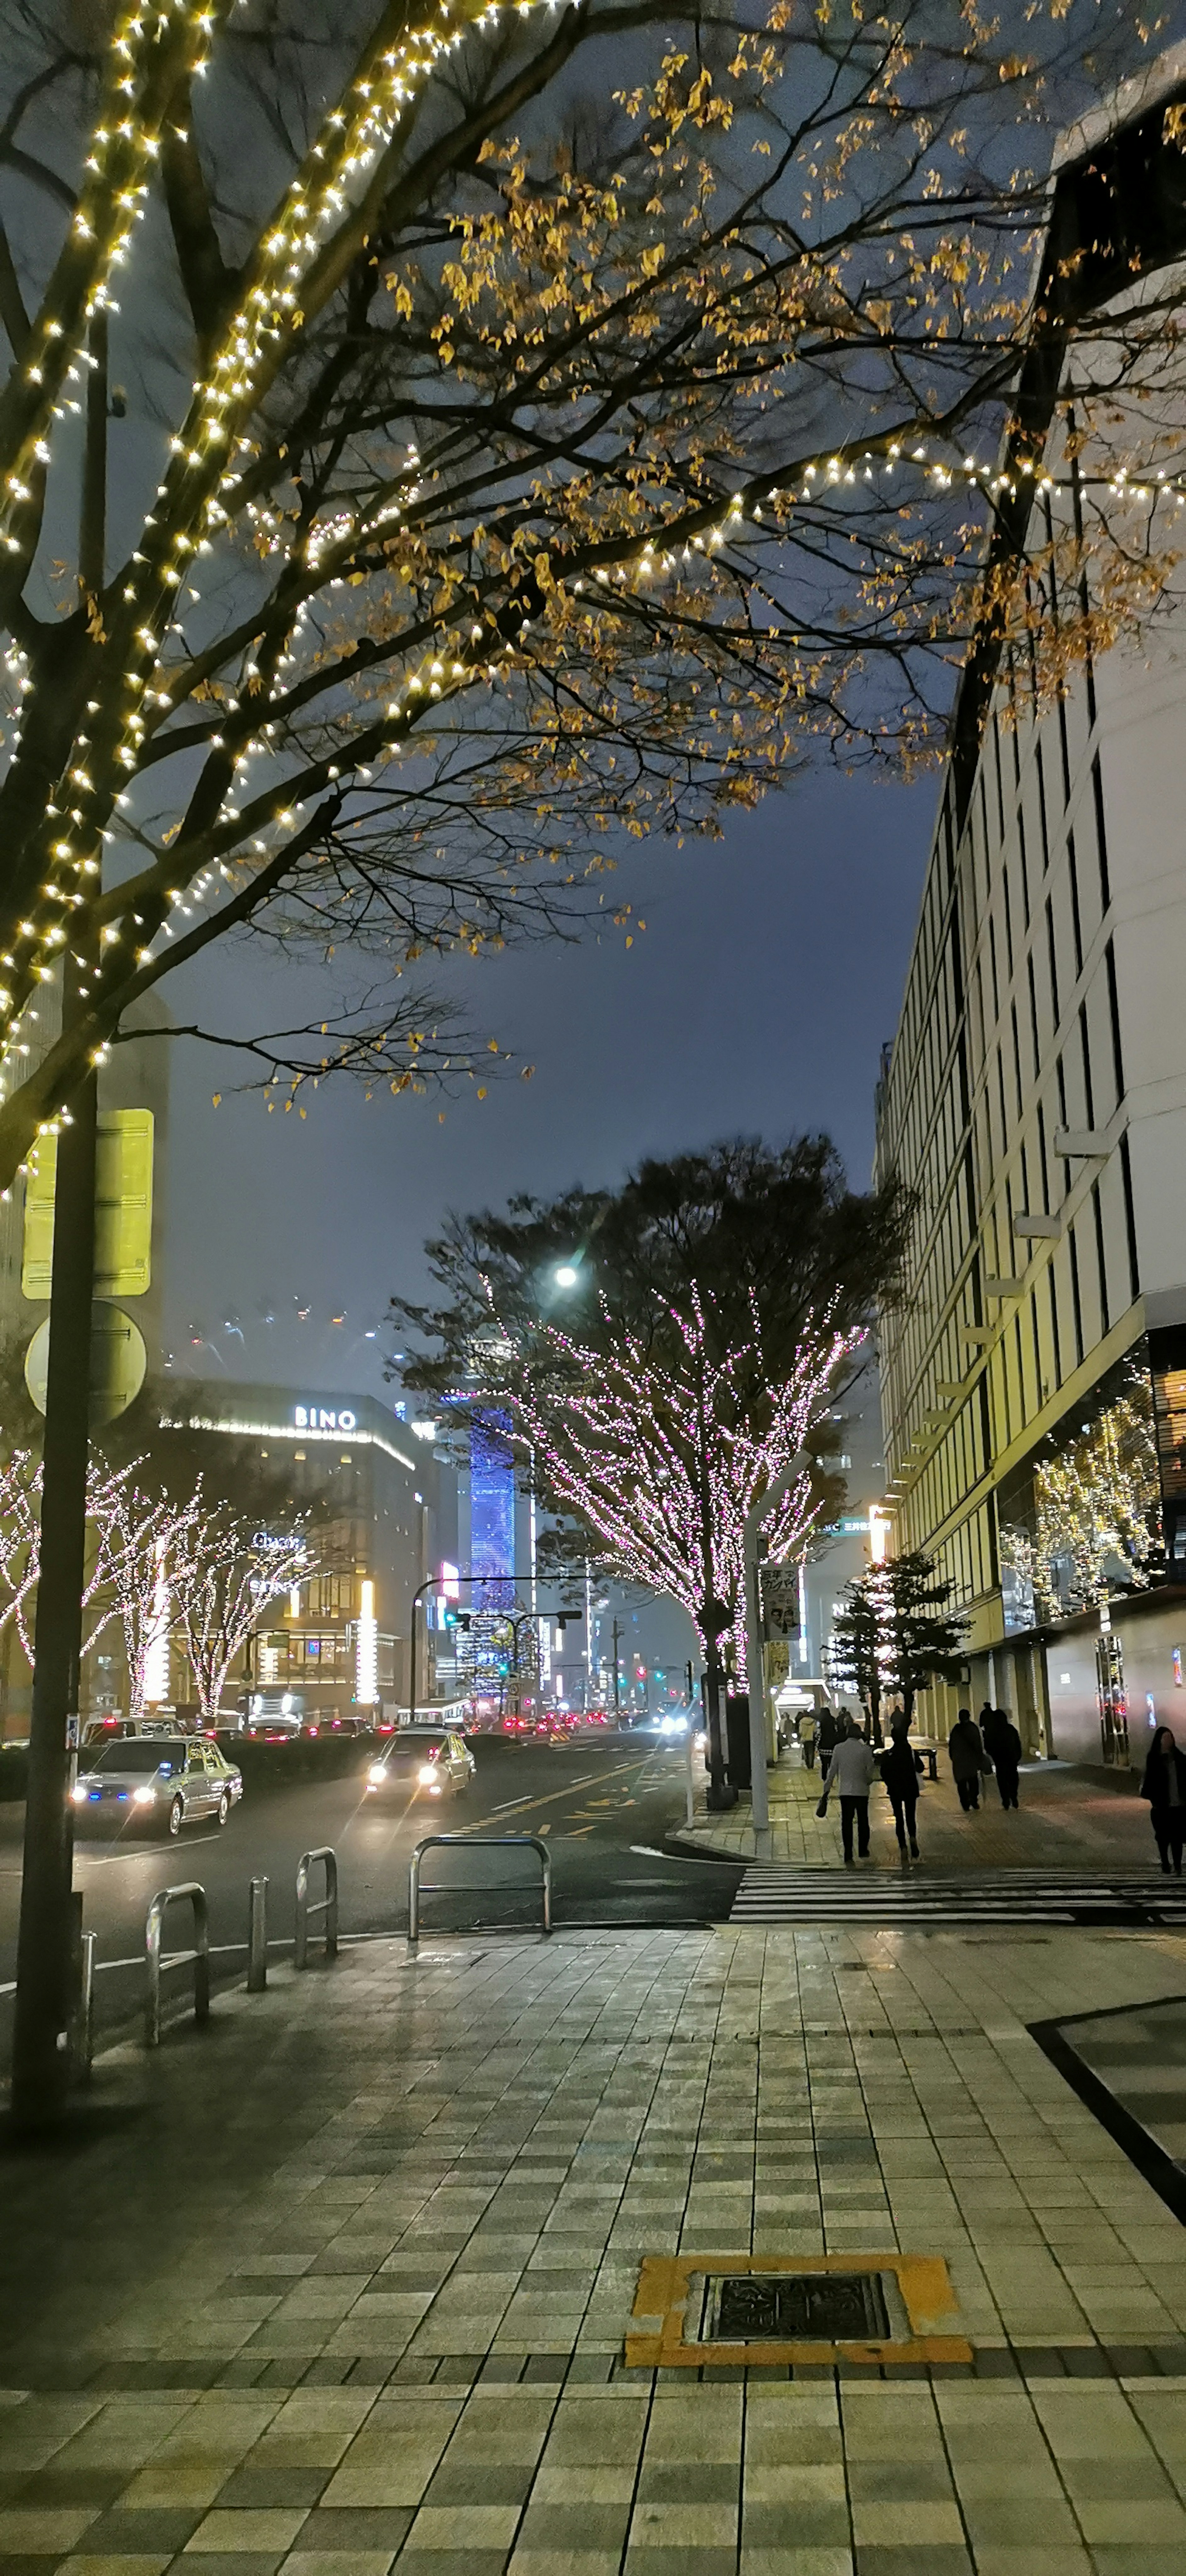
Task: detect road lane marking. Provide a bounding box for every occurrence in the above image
[445,1758,650,1836]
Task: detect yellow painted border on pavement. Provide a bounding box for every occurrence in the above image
[625,2250,971,2370]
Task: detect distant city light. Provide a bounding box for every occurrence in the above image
[356,1578,378,1703]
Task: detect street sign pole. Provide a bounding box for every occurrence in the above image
[11,987,97,2131]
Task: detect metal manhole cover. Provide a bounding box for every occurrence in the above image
[709,2270,890,2343]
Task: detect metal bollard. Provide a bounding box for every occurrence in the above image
[247,1875,268,1991]
[294,1847,338,1969]
[71,1930,96,2084]
[145,1884,210,2048]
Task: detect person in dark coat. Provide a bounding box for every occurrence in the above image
[979,1702,1002,1759]
[990,1708,1022,1809]
[880,1718,924,1861]
[948,1708,987,1812]
[1141,1726,1186,1874]
[816,1706,838,1763]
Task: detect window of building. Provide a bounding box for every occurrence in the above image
[1045,895,1059,1027]
[1032,739,1051,871]
[1069,1222,1084,1367]
[1092,755,1111,915]
[1078,1002,1095,1130]
[1105,938,1125,1105]
[1091,1179,1110,1339]
[1067,831,1083,976]
[1119,1133,1140,1306]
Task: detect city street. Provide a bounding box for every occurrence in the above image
[0,1733,739,2045]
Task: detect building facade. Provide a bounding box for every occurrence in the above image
[156,1382,456,1722]
[874,56,1186,1768]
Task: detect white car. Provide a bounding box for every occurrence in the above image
[73,1736,244,1835]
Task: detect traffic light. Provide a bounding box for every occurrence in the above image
[556,1611,582,1629]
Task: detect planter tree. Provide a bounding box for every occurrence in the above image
[832,1551,968,1732]
[0,1,1171,1173]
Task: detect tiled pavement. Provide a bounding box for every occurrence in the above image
[4,1920,1186,2574]
[676,1748,1156,1872]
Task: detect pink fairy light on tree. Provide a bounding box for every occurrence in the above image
[511,1286,856,1681]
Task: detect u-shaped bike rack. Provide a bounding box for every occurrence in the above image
[295,1846,339,1968]
[145,1883,210,2047]
[408,1834,552,1944]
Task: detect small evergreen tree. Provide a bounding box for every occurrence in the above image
[833,1551,967,1729]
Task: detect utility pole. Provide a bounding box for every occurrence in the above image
[11,316,108,2131]
[611,1617,622,1724]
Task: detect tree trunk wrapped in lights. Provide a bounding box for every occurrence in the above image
[0,1,1177,1169]
[99,1479,202,1724]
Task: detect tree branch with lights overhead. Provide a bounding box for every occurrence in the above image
[0,0,1178,1182]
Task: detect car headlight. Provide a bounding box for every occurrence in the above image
[133,1784,155,1805]
[368,1762,387,1784]
[71,1781,88,1803]
[418,1764,437,1785]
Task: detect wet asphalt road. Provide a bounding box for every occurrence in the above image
[0,1731,741,2042]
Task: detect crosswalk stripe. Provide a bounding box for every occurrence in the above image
[728,1868,1186,1925]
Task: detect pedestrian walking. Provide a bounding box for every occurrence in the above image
[948,1708,988,1812]
[820,1726,878,1864]
[990,1707,1022,1808]
[798,1706,818,1770]
[880,1719,924,1860]
[817,1705,838,1764]
[1141,1725,1186,1874]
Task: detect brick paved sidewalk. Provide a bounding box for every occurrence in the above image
[4,1920,1186,2575]
[674,1747,1155,1873]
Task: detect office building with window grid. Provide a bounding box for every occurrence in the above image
[874,53,1186,1769]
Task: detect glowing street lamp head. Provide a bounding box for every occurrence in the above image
[554,1264,579,1289]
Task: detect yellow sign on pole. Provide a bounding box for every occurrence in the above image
[22,1108,154,1299]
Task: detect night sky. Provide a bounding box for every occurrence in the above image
[161,765,934,1396]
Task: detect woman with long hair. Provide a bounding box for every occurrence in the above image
[1140,1726,1186,1875]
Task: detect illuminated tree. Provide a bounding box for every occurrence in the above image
[504,1285,852,1691]
[0,1,1176,1178]
[397,1135,905,1771]
[172,1510,315,1724]
[0,1448,160,1669]
[1025,1377,1162,1616]
[101,1480,202,1723]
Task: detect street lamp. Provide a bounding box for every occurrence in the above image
[554,1264,578,1289]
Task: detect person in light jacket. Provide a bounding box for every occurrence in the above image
[948,1709,987,1813]
[1141,1725,1186,1874]
[822,1728,878,1864]
[798,1707,818,1770]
